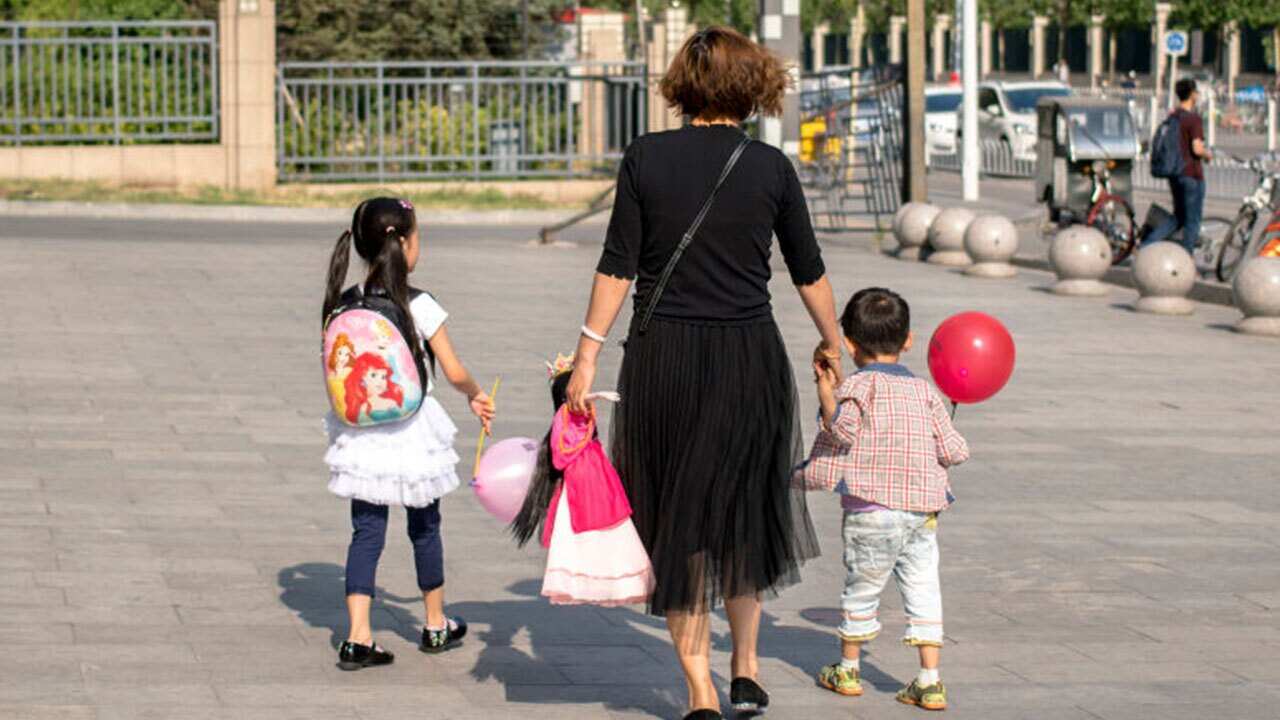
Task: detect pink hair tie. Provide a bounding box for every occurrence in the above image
[386,225,396,234]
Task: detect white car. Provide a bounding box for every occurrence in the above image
[925,86,961,154]
[962,81,1071,160]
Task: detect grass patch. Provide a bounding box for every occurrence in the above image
[0,179,564,210]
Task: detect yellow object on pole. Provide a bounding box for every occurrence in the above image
[472,376,502,473]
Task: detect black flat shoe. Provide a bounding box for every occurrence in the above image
[419,616,467,654]
[730,677,769,715]
[681,711,723,720]
[336,640,394,671]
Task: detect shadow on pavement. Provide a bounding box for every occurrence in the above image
[277,562,424,649]
[277,568,893,716]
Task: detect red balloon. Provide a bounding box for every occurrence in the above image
[927,312,1015,404]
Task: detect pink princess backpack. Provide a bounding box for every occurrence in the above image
[322,286,430,427]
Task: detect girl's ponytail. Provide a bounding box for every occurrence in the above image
[322,229,353,323]
[365,235,427,372]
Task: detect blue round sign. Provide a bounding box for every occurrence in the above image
[1164,31,1187,56]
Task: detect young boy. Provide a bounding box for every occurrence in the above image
[799,287,969,711]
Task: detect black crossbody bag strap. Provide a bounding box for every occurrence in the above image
[637,135,752,335]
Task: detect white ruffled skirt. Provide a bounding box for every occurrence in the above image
[542,490,655,607]
[324,396,461,508]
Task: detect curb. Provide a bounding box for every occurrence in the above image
[1010,256,1234,307]
[0,199,602,227]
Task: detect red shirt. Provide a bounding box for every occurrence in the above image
[1175,108,1204,180]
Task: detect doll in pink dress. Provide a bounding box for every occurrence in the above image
[510,356,654,606]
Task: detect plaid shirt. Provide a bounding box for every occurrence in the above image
[798,364,969,513]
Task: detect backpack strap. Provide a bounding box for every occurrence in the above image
[637,134,752,335]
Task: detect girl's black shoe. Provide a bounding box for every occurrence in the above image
[730,677,769,715]
[336,640,394,671]
[681,711,723,720]
[419,616,467,654]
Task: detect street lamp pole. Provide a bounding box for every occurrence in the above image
[961,0,979,200]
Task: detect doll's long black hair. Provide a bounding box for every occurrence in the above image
[509,371,573,547]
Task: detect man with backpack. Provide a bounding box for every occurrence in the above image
[1144,78,1212,253]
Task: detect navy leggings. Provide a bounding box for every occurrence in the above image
[344,499,443,598]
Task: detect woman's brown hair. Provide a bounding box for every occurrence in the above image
[659,25,791,121]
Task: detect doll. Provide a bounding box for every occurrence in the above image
[510,355,653,606]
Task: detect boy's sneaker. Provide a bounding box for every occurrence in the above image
[896,679,947,711]
[336,640,394,671]
[816,663,863,696]
[419,616,467,654]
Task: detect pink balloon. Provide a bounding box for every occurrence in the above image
[927,312,1016,404]
[472,437,539,523]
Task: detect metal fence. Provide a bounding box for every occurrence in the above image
[798,64,904,230]
[0,21,218,145]
[276,60,648,182]
[927,139,1035,178]
[927,139,1260,201]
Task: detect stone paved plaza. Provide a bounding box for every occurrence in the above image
[1,214,1278,720]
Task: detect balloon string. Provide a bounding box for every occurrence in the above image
[472,376,502,476]
[950,400,958,421]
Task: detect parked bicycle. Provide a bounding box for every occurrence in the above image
[1083,160,1137,264]
[1214,153,1280,282]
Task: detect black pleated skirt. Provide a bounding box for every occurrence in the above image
[610,316,821,616]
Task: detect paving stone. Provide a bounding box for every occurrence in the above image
[3,217,1278,719]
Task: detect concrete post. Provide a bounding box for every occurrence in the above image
[647,7,692,132]
[1225,21,1240,98]
[218,0,277,190]
[759,0,802,158]
[578,12,626,159]
[1031,16,1049,79]
[811,22,828,71]
[932,15,952,81]
[980,19,992,77]
[1153,2,1171,104]
[888,15,905,65]
[849,6,866,70]
[1088,15,1104,89]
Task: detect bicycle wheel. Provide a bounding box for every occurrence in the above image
[1216,208,1257,282]
[1086,195,1137,264]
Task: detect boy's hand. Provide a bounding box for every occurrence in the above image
[469,391,495,434]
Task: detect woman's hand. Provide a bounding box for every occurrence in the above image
[814,341,844,380]
[565,358,597,415]
[469,391,495,435]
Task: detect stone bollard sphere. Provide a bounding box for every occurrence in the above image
[1132,241,1196,315]
[927,207,976,266]
[894,202,940,261]
[1049,225,1112,296]
[1232,257,1280,336]
[963,214,1020,278]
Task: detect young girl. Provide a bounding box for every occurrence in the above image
[322,197,495,670]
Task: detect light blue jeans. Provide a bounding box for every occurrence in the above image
[839,509,944,646]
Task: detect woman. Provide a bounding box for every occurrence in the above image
[564,26,844,720]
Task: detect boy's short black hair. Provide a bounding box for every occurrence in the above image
[1175,78,1197,102]
[840,287,910,356]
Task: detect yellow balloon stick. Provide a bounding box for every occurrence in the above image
[472,376,501,475]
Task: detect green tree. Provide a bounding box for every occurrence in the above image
[277,0,563,61]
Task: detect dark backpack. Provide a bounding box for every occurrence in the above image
[1149,113,1185,179]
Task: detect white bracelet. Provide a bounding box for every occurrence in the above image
[580,325,607,343]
